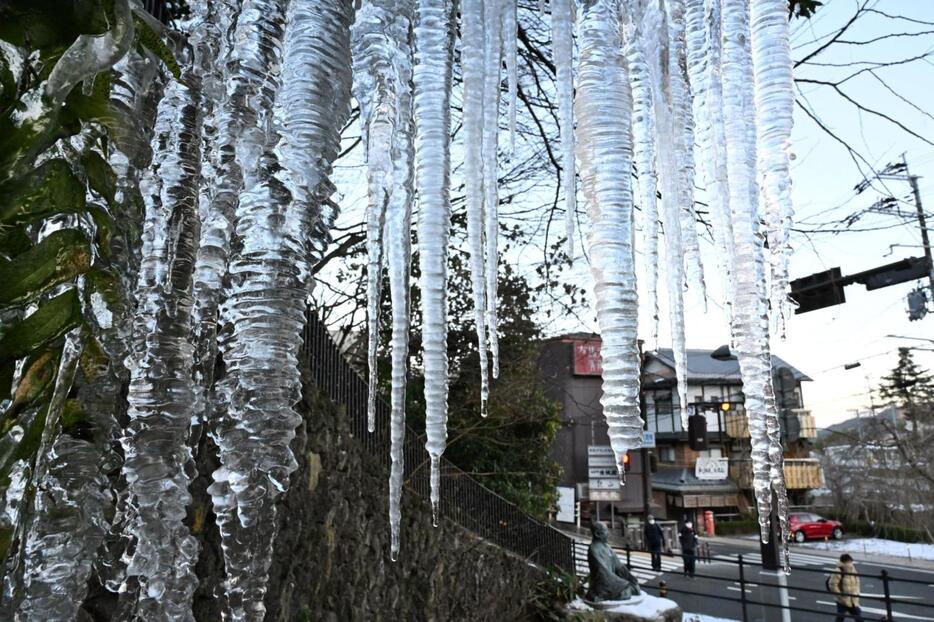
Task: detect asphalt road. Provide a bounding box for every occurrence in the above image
[573,537,934,621]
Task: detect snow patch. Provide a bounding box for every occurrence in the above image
[683,614,740,622]
[801,538,934,561]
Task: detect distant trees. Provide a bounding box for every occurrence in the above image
[818,349,934,538]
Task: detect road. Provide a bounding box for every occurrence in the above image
[571,537,934,621]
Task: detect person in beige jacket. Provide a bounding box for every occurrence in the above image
[829,553,863,621]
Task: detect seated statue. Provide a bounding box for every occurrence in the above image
[585,521,642,602]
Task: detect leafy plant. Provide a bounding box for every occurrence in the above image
[0,0,176,560]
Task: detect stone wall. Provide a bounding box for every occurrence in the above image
[187,369,543,621]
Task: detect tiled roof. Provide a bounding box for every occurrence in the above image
[649,348,812,383]
[651,466,739,494]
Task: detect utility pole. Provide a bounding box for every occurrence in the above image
[902,154,934,300]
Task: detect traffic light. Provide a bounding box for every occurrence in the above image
[622,453,632,472]
[688,414,708,451]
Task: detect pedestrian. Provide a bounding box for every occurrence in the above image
[644,514,665,571]
[828,553,863,622]
[679,520,698,577]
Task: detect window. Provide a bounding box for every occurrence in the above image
[659,447,676,463]
[698,448,722,459]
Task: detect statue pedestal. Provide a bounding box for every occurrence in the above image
[569,593,682,622]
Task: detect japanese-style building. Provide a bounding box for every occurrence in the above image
[540,335,823,531]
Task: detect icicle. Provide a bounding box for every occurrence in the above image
[622,0,660,347]
[503,0,517,154]
[648,0,691,429]
[44,0,135,105]
[665,0,707,308]
[752,0,796,560]
[17,334,112,621]
[575,0,643,475]
[414,0,456,526]
[461,0,491,415]
[353,0,416,561]
[191,0,236,428]
[551,0,576,260]
[751,0,795,334]
[483,0,503,380]
[122,30,203,619]
[685,0,735,309]
[720,0,776,545]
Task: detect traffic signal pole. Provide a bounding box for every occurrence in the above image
[903,154,934,300]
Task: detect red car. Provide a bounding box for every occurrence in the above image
[789,512,844,542]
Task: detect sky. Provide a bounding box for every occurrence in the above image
[327,0,934,430]
[554,0,934,428]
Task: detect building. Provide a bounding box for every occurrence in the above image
[540,335,823,531]
[644,348,821,527]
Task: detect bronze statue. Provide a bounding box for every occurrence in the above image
[585,521,641,602]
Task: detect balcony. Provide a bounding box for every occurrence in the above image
[729,459,824,490]
[723,410,817,442]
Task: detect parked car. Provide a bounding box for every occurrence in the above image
[789,512,844,542]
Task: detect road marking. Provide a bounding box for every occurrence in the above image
[817,601,934,621]
[861,593,922,600]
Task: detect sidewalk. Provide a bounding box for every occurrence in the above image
[706,534,934,571]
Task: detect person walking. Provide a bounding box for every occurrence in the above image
[644,515,665,571]
[678,520,698,577]
[829,553,863,622]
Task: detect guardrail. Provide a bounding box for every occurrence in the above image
[301,310,575,573]
[590,541,934,621]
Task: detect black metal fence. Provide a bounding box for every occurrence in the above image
[301,310,575,573]
[602,542,934,622]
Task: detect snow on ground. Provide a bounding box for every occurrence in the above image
[683,614,739,622]
[801,538,934,561]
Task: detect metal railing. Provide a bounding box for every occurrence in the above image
[300,310,575,573]
[582,541,934,622]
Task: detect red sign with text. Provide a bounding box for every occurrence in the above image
[573,340,603,376]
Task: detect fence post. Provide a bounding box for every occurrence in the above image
[881,570,893,622]
[738,553,748,622]
[626,543,631,569]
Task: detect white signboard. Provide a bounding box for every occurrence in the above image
[695,457,729,480]
[642,431,656,448]
[555,486,575,523]
[588,446,622,500]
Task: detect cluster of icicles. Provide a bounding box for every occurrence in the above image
[359,0,796,568]
[8,0,798,618]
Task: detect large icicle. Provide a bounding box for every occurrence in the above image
[752,0,795,332]
[461,0,491,415]
[353,0,416,561]
[666,0,707,308]
[482,0,503,380]
[208,0,319,616]
[685,0,734,307]
[414,0,456,526]
[622,0,660,346]
[720,0,781,546]
[190,0,236,434]
[551,0,577,259]
[649,0,691,428]
[575,0,643,476]
[752,0,795,562]
[121,30,203,618]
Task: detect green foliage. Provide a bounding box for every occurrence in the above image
[0,0,176,538]
[877,349,934,413]
[375,244,564,518]
[525,567,588,621]
[714,518,760,536]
